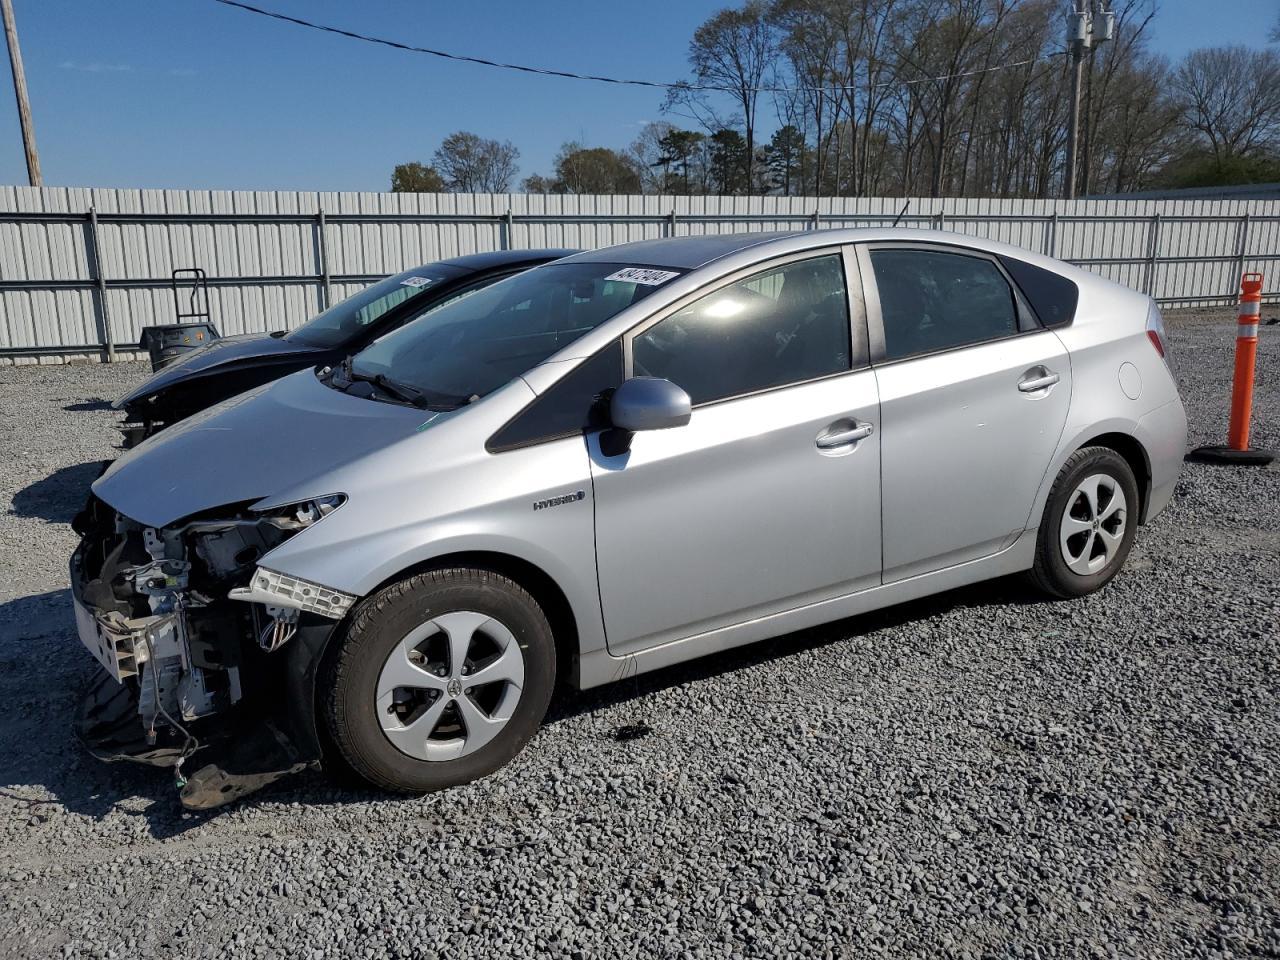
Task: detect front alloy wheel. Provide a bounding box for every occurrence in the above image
[377,610,526,762]
[323,568,555,794]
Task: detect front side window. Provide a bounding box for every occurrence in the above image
[349,262,675,406]
[869,248,1019,361]
[632,254,851,405]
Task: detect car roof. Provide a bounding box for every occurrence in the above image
[530,227,1123,376]
[437,248,579,272]
[560,232,808,270]
[559,228,1108,287]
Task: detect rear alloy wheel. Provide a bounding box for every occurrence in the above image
[1027,446,1140,599]
[1058,473,1127,576]
[323,568,555,793]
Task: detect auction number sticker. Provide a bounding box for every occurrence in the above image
[604,267,680,286]
[400,276,434,288]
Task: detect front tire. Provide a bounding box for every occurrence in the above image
[1027,446,1140,599]
[322,567,555,794]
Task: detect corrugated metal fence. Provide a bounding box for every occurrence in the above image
[1,186,1278,362]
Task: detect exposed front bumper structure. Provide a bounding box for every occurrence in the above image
[70,494,342,809]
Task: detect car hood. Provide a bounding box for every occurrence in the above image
[95,369,432,528]
[115,333,320,408]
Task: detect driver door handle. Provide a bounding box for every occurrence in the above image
[816,422,874,449]
[1018,370,1060,393]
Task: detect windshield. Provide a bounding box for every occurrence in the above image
[287,264,465,348]
[349,262,680,402]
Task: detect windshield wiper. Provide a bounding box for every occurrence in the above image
[365,372,427,407]
[330,357,473,411]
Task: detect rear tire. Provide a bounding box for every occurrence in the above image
[1026,446,1139,599]
[321,567,555,794]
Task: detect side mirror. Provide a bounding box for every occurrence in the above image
[610,377,691,432]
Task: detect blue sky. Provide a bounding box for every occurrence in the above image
[0,0,1275,191]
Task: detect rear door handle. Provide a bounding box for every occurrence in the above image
[816,422,874,449]
[1018,371,1060,393]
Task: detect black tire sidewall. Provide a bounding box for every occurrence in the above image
[323,570,555,793]
[1037,448,1140,598]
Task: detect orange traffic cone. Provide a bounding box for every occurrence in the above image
[1188,272,1274,466]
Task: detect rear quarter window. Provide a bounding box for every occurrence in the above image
[997,256,1079,328]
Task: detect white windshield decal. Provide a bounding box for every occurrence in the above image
[400,276,435,289]
[604,267,680,286]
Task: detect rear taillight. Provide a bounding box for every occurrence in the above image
[1146,304,1174,373]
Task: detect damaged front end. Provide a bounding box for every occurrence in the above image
[70,493,353,809]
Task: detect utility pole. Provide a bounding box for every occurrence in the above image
[1063,0,1113,199]
[1,0,41,187]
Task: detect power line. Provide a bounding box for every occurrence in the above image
[212,0,1066,97]
[886,53,1060,89]
[213,0,686,92]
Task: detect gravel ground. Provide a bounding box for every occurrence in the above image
[0,307,1277,960]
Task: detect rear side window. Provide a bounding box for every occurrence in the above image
[998,255,1079,327]
[869,249,1018,361]
[631,254,851,405]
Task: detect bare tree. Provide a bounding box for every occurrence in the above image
[666,1,774,191]
[771,0,845,194]
[1173,46,1280,166]
[893,0,1010,197]
[767,59,814,191]
[962,0,1058,195]
[627,121,679,193]
[498,0,1280,199]
[432,132,520,193]
[1095,57,1180,191]
[848,0,902,195]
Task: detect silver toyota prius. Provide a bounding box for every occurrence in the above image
[70,229,1187,806]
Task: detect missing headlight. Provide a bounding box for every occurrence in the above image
[186,495,346,581]
[71,493,349,809]
[285,494,346,527]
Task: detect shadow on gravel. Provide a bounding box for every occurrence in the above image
[62,399,113,412]
[0,588,74,644]
[9,460,109,523]
[544,575,1050,726]
[0,575,1054,838]
[0,588,391,839]
[0,590,167,830]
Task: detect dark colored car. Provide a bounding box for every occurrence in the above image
[114,249,577,445]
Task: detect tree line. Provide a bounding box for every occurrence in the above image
[393,0,1280,199]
